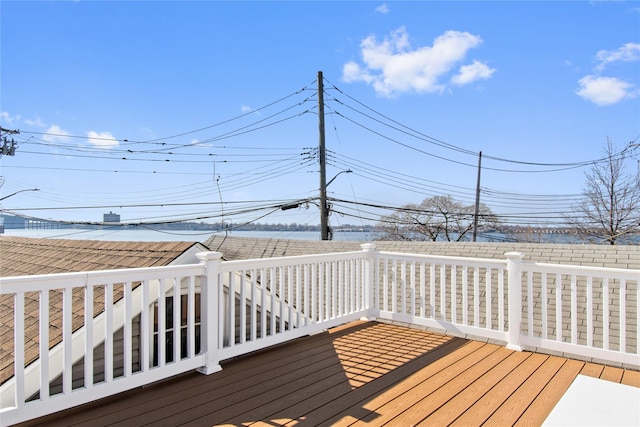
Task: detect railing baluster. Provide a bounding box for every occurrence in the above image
[302,264,312,326]
[451,265,457,323]
[430,263,436,319]
[157,279,165,367]
[85,284,94,387]
[261,268,267,337]
[124,281,132,376]
[409,262,415,317]
[541,273,548,340]
[440,264,446,321]
[228,271,235,345]
[619,279,626,353]
[331,262,337,319]
[498,267,505,332]
[250,269,257,340]
[311,265,317,323]
[187,276,195,358]
[63,287,73,393]
[474,267,480,328]
[528,271,534,337]
[586,276,593,347]
[295,265,301,327]
[271,267,277,334]
[172,277,180,360]
[570,275,577,344]
[555,273,562,342]
[140,280,150,372]
[239,271,246,343]
[383,259,389,313]
[15,292,25,408]
[398,261,407,314]
[418,263,425,318]
[391,260,397,314]
[40,290,50,400]
[462,267,468,325]
[603,278,609,349]
[485,268,491,330]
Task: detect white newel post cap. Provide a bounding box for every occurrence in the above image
[504,251,524,260]
[360,243,377,252]
[196,251,224,262]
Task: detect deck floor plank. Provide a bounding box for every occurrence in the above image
[478,353,567,426]
[515,358,585,426]
[579,361,605,378]
[14,321,640,427]
[450,352,549,426]
[340,342,502,426]
[323,340,491,427]
[621,369,640,387]
[282,336,468,427]
[419,350,532,426]
[600,365,625,382]
[385,346,514,426]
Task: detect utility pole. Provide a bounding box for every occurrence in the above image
[318,71,329,240]
[472,151,482,242]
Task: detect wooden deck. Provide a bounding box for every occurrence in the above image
[17,321,640,427]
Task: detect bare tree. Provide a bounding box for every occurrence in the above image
[568,139,640,245]
[377,195,499,241]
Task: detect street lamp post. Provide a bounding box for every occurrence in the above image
[0,188,40,201]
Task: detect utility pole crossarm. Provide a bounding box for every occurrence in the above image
[0,127,20,157]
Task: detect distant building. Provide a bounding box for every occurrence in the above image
[103,211,120,223]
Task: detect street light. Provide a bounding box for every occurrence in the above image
[321,169,353,240]
[0,188,40,201]
[326,169,352,187]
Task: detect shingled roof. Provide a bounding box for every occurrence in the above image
[0,236,204,277]
[204,235,639,269]
[0,236,209,385]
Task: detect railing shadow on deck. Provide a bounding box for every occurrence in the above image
[15,321,470,427]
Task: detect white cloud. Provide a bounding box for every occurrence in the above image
[342,27,491,97]
[241,105,253,113]
[24,116,46,127]
[87,130,119,149]
[42,124,71,144]
[1,112,21,126]
[451,60,496,86]
[576,41,640,106]
[576,75,636,106]
[595,42,640,71]
[375,4,389,14]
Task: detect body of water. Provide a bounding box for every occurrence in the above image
[3,227,623,244]
[1,228,378,243]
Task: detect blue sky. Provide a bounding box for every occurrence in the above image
[1,1,639,233]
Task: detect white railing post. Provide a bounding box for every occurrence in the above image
[196,251,223,375]
[361,243,377,320]
[505,252,524,351]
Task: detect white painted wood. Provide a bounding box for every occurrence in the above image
[543,375,640,426]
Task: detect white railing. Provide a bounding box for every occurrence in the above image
[1,244,638,425]
[0,263,207,425]
[369,250,513,346]
[519,261,639,367]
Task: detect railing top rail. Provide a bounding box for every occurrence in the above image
[521,260,640,278]
[376,250,508,267]
[219,250,368,271]
[0,263,206,294]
